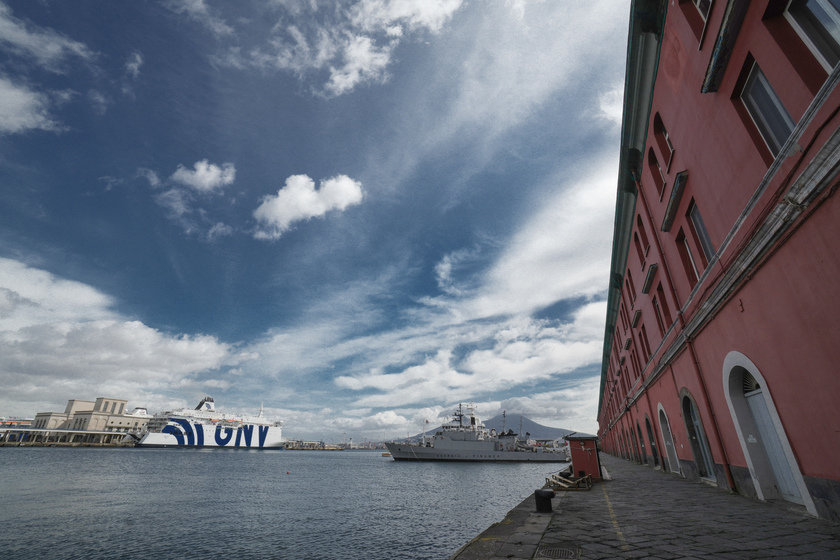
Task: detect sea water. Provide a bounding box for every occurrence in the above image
[0,447,562,559]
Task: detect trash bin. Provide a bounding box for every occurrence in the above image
[534,489,555,513]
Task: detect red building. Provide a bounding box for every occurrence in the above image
[598,0,840,521]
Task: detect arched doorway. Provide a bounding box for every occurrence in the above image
[723,351,816,515]
[682,393,716,481]
[658,405,680,474]
[645,417,660,468]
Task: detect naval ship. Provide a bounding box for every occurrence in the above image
[384,404,570,462]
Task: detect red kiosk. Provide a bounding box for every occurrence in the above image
[565,432,601,480]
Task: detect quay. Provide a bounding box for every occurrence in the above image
[450,453,840,559]
[0,428,133,446]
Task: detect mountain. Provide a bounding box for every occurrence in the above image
[483,414,574,441]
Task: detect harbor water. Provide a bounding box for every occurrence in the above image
[0,447,563,559]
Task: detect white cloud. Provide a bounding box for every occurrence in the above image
[207,222,233,240]
[170,159,236,193]
[0,76,59,134]
[350,0,463,33]
[253,174,363,240]
[458,156,618,320]
[122,51,144,95]
[598,84,624,125]
[165,0,234,36]
[155,188,192,218]
[125,51,143,78]
[0,2,94,71]
[0,258,115,331]
[137,167,161,188]
[0,258,238,417]
[226,0,463,96]
[359,1,629,194]
[88,89,110,114]
[324,34,392,96]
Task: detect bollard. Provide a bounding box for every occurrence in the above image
[534,488,555,513]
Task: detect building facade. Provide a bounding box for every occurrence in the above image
[598,0,840,522]
[9,396,153,444]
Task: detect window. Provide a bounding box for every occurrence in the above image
[653,296,667,336]
[677,228,701,286]
[656,283,673,328]
[636,215,650,254]
[688,200,715,263]
[626,270,637,304]
[786,0,840,70]
[648,148,667,198]
[740,62,795,156]
[680,0,714,42]
[693,0,712,20]
[634,232,645,267]
[640,324,653,363]
[653,113,675,170]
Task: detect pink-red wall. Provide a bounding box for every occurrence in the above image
[598,0,840,520]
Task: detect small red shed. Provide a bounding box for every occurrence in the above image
[565,432,601,480]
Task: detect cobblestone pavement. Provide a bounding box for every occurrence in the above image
[450,453,840,559]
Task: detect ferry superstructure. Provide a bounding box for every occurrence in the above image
[135,397,284,449]
[384,404,570,462]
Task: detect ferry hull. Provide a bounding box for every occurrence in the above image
[137,422,285,449]
[384,442,569,463]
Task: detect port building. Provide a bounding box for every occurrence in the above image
[1,397,151,445]
[598,0,840,522]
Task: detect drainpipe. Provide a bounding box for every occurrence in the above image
[686,337,736,491]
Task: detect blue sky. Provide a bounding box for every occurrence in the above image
[0,0,628,441]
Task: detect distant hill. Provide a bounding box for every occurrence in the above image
[484,414,574,441]
[408,413,574,442]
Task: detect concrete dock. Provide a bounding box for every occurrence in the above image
[450,453,840,559]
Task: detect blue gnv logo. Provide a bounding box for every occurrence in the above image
[161,419,271,447]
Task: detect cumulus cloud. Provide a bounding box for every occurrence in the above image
[0,257,238,417]
[170,159,236,193]
[0,2,94,71]
[253,174,363,240]
[0,76,60,134]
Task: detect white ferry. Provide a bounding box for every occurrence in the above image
[134,397,284,449]
[384,404,570,462]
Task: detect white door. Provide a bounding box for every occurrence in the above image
[745,389,803,504]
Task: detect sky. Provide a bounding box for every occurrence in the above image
[0,0,629,441]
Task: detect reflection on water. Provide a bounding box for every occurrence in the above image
[0,447,561,560]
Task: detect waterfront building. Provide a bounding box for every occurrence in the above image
[3,396,151,445]
[598,0,840,522]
